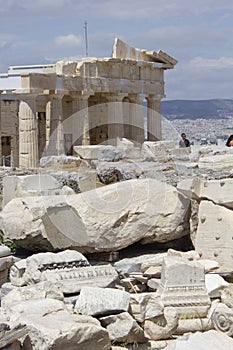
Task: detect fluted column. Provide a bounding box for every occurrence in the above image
[18,96,38,168]
[71,93,90,145]
[106,94,126,145]
[128,94,145,144]
[45,94,65,155]
[147,95,162,141]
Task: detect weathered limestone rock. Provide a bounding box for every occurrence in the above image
[51,169,97,193]
[111,340,171,349]
[166,249,200,261]
[143,307,178,341]
[141,141,176,162]
[176,178,199,200]
[97,145,123,162]
[0,246,11,258]
[129,293,164,323]
[143,266,161,278]
[0,323,28,350]
[147,278,161,292]
[2,174,62,207]
[114,253,167,275]
[165,330,233,350]
[117,138,141,159]
[0,178,190,253]
[100,312,148,344]
[193,200,233,273]
[140,253,167,273]
[73,145,99,159]
[9,250,118,294]
[157,256,211,318]
[39,154,81,168]
[168,148,191,161]
[96,161,143,183]
[198,153,233,170]
[0,246,14,287]
[205,274,229,298]
[75,287,130,316]
[4,298,111,350]
[1,281,64,308]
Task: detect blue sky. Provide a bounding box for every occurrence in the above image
[1,0,233,100]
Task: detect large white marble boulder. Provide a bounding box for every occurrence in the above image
[0,178,190,253]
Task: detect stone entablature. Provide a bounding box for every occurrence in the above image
[10,250,119,294]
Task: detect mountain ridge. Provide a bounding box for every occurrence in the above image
[161,98,233,119]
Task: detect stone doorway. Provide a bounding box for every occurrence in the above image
[38,112,46,159]
[1,136,11,166]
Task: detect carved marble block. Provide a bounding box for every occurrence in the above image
[157,256,211,318]
[194,200,233,273]
[10,250,119,294]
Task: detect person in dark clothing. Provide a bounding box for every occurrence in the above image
[226,134,233,147]
[179,133,190,148]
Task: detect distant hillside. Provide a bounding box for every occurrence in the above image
[161,99,233,119]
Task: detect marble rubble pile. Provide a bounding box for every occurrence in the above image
[0,141,232,348]
[0,249,232,349]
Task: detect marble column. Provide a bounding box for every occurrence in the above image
[18,95,38,168]
[106,94,126,145]
[71,94,90,145]
[45,94,65,155]
[128,94,145,144]
[147,95,162,141]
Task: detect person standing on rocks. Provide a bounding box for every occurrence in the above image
[179,133,190,148]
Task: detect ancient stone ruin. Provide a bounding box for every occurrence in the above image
[0,38,177,168]
[0,39,232,350]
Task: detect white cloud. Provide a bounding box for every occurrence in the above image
[2,0,233,20]
[190,57,233,69]
[54,34,82,48]
[164,55,233,99]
